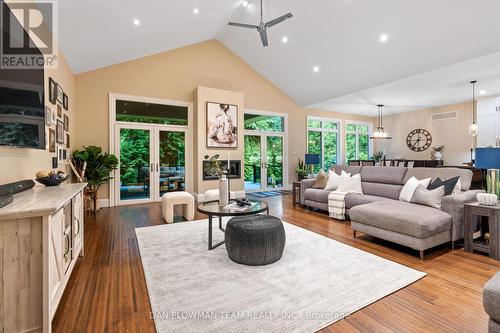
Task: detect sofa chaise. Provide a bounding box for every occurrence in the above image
[484,272,500,333]
[300,166,483,259]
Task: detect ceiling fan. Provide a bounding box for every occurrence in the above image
[228,0,293,47]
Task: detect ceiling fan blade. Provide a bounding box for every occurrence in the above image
[228,22,259,29]
[259,29,268,47]
[265,13,293,28]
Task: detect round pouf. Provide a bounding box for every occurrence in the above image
[225,215,286,266]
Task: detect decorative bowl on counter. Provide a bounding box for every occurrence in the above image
[35,176,69,187]
[477,193,498,206]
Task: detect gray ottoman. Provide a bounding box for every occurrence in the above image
[225,215,286,266]
[484,272,500,333]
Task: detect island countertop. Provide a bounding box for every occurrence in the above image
[0,182,88,219]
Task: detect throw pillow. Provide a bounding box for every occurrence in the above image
[428,176,460,196]
[337,173,363,193]
[324,170,350,191]
[411,184,445,209]
[452,178,462,195]
[399,176,432,202]
[313,169,328,189]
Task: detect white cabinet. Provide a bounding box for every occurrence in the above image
[0,183,86,333]
[72,191,84,257]
[477,97,500,147]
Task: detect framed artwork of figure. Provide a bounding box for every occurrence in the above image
[206,102,238,148]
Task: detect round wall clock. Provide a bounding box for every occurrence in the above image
[406,129,432,152]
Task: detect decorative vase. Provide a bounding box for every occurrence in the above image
[486,169,500,197]
[434,151,442,160]
[218,174,229,206]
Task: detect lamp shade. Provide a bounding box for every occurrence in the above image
[305,153,320,165]
[475,148,500,169]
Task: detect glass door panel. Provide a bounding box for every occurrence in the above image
[119,128,151,201]
[244,135,262,191]
[324,132,337,169]
[266,136,283,188]
[158,130,186,198]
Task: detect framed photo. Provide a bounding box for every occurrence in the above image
[66,133,70,148]
[45,106,52,126]
[57,104,62,118]
[63,93,68,110]
[56,84,64,104]
[63,149,67,160]
[63,114,69,131]
[49,78,57,104]
[206,102,238,148]
[56,120,64,144]
[48,128,56,152]
[58,147,64,162]
[51,108,57,125]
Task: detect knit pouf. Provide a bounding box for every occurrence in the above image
[225,215,286,266]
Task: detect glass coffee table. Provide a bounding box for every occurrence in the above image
[197,200,269,250]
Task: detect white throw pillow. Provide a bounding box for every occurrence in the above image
[399,176,432,202]
[337,173,363,193]
[452,178,462,195]
[324,170,350,191]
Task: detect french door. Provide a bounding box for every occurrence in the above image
[244,133,286,192]
[114,123,187,205]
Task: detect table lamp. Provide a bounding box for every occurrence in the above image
[475,148,500,196]
[305,154,320,178]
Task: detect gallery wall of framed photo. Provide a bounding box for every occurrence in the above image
[47,77,71,165]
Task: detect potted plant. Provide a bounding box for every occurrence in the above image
[71,146,119,209]
[371,151,385,166]
[295,158,307,181]
[204,154,230,206]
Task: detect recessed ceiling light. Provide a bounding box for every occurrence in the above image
[313,66,320,73]
[193,8,199,14]
[282,36,288,43]
[379,33,389,43]
[480,90,486,95]
[133,18,140,26]
[242,1,248,7]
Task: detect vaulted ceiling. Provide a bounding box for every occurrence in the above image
[59,0,500,115]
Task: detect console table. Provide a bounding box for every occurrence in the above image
[0,183,86,333]
[464,202,500,260]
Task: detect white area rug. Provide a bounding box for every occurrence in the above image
[135,219,426,333]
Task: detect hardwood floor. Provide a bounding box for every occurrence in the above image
[52,195,500,332]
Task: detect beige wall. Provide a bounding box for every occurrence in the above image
[74,39,375,200]
[0,53,75,184]
[375,101,474,166]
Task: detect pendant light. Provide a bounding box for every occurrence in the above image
[370,104,392,139]
[469,80,478,137]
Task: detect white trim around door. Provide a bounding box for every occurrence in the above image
[244,109,289,192]
[109,93,193,207]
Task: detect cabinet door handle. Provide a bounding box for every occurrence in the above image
[156,163,159,172]
[150,163,153,172]
[74,218,80,236]
[64,234,70,256]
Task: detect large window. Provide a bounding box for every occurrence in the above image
[345,122,371,162]
[116,100,188,125]
[307,117,340,171]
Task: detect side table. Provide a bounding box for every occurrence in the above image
[464,202,500,260]
[292,181,301,207]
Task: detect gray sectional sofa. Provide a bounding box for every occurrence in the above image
[300,165,483,259]
[484,272,500,333]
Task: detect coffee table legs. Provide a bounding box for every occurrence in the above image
[208,215,225,250]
